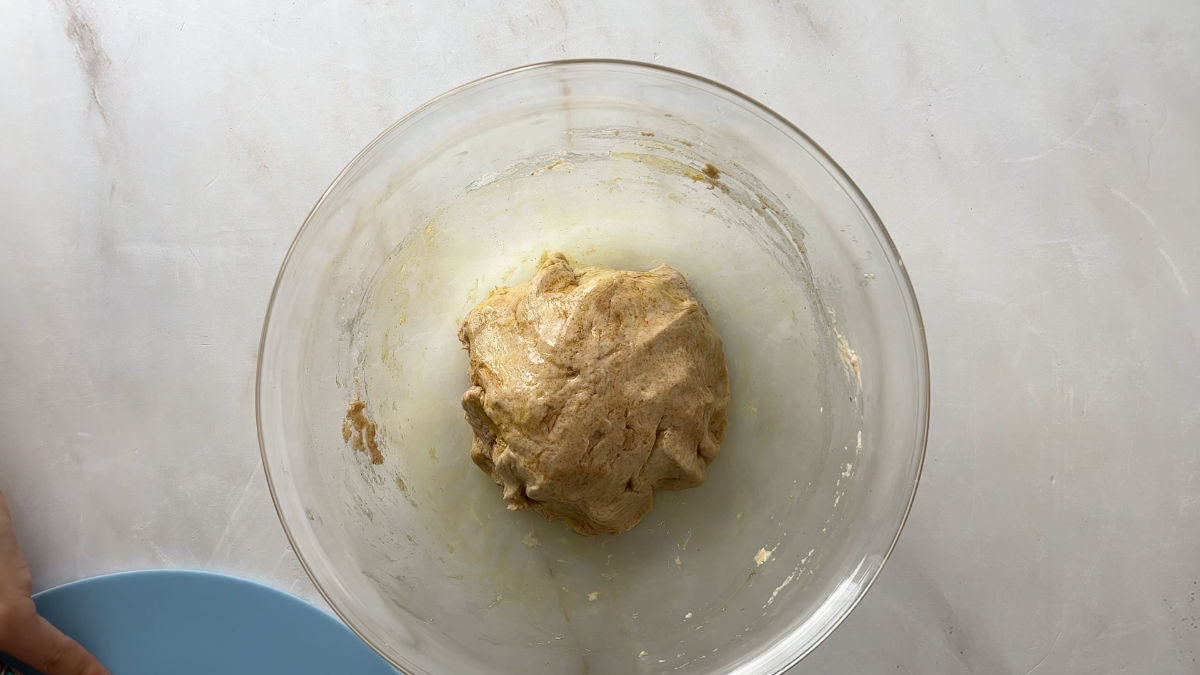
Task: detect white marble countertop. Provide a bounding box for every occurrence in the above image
[2,1,1198,672]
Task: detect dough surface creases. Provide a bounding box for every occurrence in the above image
[458,253,730,535]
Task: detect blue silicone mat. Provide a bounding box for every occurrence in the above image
[0,569,397,675]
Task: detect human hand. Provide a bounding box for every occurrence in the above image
[0,489,109,675]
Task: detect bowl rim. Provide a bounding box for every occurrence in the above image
[256,57,930,674]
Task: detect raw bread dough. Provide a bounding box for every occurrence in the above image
[458,253,730,535]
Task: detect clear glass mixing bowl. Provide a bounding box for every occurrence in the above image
[257,60,928,674]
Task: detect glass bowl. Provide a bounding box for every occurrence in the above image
[257,60,928,674]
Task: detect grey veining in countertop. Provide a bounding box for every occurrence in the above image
[1,1,1197,672]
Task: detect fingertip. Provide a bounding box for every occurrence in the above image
[76,652,111,675]
[11,615,109,675]
[79,659,111,675]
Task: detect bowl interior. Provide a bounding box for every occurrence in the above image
[258,61,927,675]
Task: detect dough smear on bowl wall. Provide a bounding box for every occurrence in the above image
[458,252,731,536]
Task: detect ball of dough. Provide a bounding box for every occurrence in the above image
[458,253,730,535]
